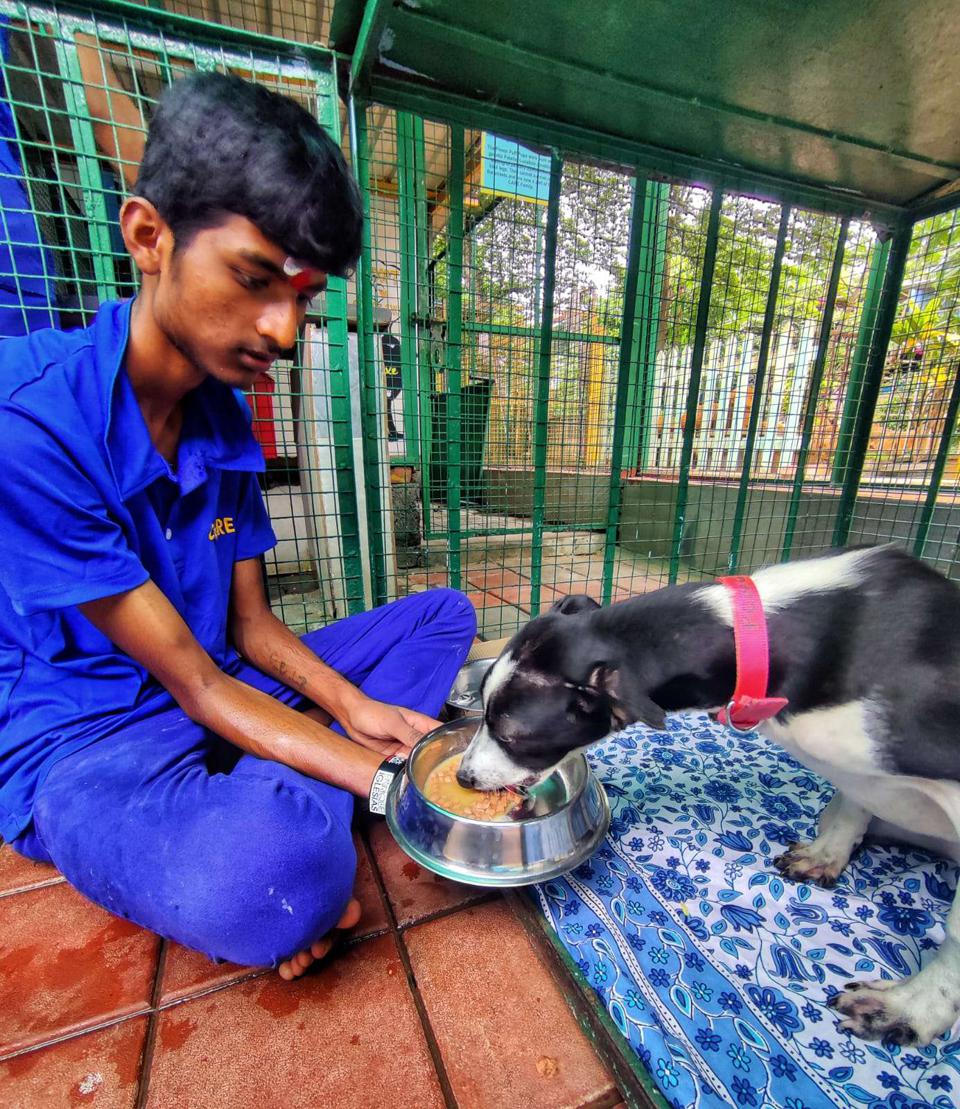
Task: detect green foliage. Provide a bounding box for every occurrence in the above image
[891,210,960,386]
[449,150,960,474]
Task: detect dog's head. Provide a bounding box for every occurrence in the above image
[456,594,666,791]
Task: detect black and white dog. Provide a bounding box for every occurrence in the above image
[458,546,960,1044]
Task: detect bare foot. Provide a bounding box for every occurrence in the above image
[277,897,362,981]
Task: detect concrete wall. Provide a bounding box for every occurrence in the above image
[478,468,960,579]
[483,467,611,528]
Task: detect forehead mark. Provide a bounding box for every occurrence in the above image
[283,257,325,293]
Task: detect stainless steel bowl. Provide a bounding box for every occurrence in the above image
[385,717,610,887]
[444,657,496,718]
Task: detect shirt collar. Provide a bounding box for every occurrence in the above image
[99,299,266,500]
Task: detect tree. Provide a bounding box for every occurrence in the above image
[426,142,960,478]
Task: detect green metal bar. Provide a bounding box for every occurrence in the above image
[466,203,479,384]
[349,0,391,97]
[462,320,620,345]
[781,218,849,561]
[316,281,368,615]
[314,61,365,616]
[913,368,960,559]
[626,180,670,471]
[601,176,648,606]
[407,114,430,464]
[668,189,723,584]
[296,63,362,615]
[832,227,913,547]
[443,126,466,591]
[831,237,890,484]
[409,116,439,539]
[528,153,564,616]
[508,206,543,462]
[396,111,422,461]
[351,99,388,606]
[907,186,960,225]
[370,74,905,228]
[726,204,791,572]
[53,35,117,301]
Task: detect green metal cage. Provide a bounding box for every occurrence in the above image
[1,0,959,648]
[353,111,960,638]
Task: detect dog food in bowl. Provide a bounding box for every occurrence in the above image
[423,754,519,821]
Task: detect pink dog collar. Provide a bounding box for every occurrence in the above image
[714,576,788,734]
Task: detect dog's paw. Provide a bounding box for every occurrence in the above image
[772,840,846,888]
[828,981,922,1045]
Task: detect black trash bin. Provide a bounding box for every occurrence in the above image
[429,378,493,505]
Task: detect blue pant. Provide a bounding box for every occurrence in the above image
[12,589,476,966]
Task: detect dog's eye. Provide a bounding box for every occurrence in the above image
[492,720,524,747]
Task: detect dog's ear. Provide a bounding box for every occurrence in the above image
[551,594,601,616]
[586,663,666,730]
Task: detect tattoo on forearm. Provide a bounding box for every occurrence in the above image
[270,652,308,692]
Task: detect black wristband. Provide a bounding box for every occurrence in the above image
[367,754,406,816]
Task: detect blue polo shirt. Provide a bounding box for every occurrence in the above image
[0,299,277,839]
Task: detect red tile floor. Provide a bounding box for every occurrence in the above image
[0,819,631,1108]
[404,552,667,643]
[0,578,672,1108]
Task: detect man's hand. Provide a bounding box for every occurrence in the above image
[341,696,441,757]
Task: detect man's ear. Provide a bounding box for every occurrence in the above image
[551,594,601,616]
[120,196,170,277]
[586,663,666,730]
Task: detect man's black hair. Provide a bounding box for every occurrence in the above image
[136,72,362,278]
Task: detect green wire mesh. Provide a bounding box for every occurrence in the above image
[850,208,960,577]
[2,3,960,646]
[130,0,335,48]
[359,96,960,634]
[0,1,364,633]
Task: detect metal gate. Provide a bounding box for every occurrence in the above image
[3,2,960,643]
[352,93,960,640]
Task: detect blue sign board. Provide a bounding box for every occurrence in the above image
[480,133,551,204]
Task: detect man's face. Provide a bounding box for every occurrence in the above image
[150,213,327,388]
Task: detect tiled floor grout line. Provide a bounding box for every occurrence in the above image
[342,924,392,948]
[357,830,459,1109]
[395,890,499,934]
[133,936,169,1109]
[148,939,169,1010]
[155,966,272,1010]
[388,929,459,1109]
[142,919,399,1020]
[0,1008,153,1064]
[0,876,65,899]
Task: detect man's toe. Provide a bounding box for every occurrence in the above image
[337,898,362,930]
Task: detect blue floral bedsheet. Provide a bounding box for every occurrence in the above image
[534,713,960,1109]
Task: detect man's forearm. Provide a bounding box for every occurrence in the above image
[233,609,367,724]
[185,668,381,796]
[79,580,382,796]
[76,34,145,190]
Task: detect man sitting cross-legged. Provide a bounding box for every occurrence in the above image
[0,72,476,979]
